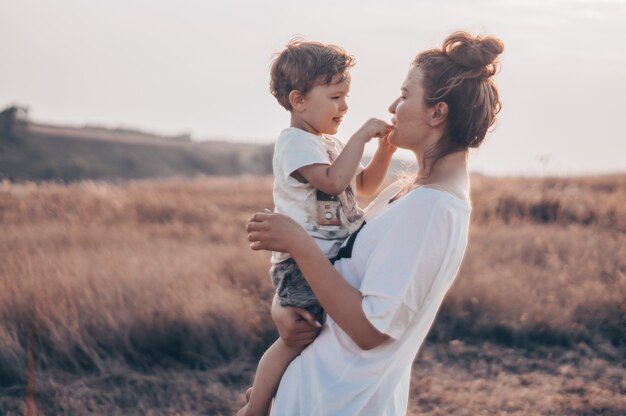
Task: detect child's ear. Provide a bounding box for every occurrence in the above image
[288,90,306,112]
[429,102,448,127]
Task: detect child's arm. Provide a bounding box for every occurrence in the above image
[356,134,397,198]
[295,118,391,196]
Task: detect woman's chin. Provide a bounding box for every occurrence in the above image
[388,131,400,147]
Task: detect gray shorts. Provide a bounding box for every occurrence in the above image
[270,258,325,324]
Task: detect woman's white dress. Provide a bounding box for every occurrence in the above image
[271,182,472,416]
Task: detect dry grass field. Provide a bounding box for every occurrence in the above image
[0,174,624,415]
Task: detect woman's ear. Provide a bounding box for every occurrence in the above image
[429,102,448,127]
[288,90,306,112]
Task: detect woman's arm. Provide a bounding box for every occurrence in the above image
[291,236,390,350]
[248,213,390,350]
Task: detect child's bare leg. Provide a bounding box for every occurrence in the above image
[237,337,303,416]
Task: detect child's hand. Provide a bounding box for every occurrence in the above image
[355,118,393,143]
[377,130,397,154]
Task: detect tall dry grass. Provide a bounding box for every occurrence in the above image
[0,177,277,414]
[435,175,626,349]
[0,174,624,415]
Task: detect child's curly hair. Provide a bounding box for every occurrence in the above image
[270,39,355,111]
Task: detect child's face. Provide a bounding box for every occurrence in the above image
[295,73,350,136]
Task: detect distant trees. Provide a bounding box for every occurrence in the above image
[0,105,29,140]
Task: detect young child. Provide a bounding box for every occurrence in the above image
[237,40,396,416]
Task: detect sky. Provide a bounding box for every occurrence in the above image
[1,0,625,176]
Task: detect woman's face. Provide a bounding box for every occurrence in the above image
[387,66,432,151]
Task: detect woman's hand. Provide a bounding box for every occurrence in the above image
[247,211,310,254]
[271,295,321,348]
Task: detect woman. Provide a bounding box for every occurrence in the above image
[246,31,504,415]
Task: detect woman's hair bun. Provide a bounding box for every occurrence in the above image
[443,31,504,76]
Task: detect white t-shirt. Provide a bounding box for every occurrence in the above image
[272,127,364,264]
[271,181,471,416]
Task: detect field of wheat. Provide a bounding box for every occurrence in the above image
[0,175,624,415]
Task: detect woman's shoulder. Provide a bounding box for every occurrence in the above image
[390,189,470,230]
[365,181,470,221]
[401,189,471,230]
[405,186,471,210]
[385,187,469,232]
[364,184,469,236]
[377,189,471,249]
[383,179,470,212]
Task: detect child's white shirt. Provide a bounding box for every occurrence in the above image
[272,127,364,264]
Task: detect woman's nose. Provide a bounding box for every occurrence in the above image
[388,98,398,114]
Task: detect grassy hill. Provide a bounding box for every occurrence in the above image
[0,118,274,182]
[0,175,624,415]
